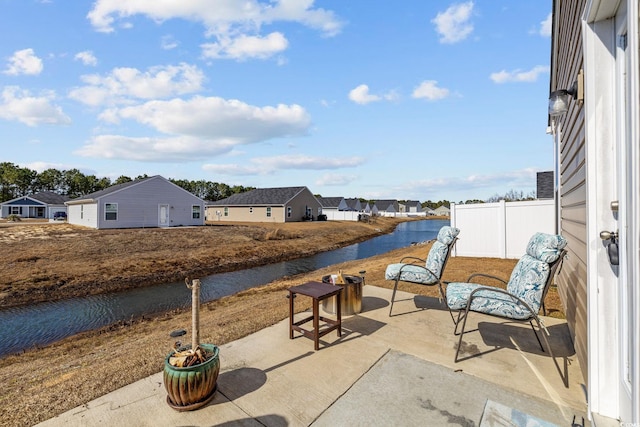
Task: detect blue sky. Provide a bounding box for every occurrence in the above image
[0,1,553,202]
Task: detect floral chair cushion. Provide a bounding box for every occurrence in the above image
[385,226,459,285]
[446,233,566,320]
[446,283,533,320]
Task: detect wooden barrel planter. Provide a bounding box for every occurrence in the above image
[164,343,220,411]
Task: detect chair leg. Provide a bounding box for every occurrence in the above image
[529,320,545,352]
[454,309,471,362]
[439,283,456,324]
[453,310,464,335]
[389,277,400,316]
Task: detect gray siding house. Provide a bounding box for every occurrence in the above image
[66,175,205,229]
[317,197,344,213]
[550,0,639,423]
[207,186,321,223]
[0,191,69,219]
[372,200,399,215]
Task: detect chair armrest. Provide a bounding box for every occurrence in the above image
[466,273,508,285]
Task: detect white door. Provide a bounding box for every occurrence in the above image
[159,204,170,227]
[614,1,638,422]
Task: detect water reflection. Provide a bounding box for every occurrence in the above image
[0,219,447,357]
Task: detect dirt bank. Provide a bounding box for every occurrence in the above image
[0,217,402,308]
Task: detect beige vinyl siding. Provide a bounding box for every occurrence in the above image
[552,0,589,384]
[218,206,284,222]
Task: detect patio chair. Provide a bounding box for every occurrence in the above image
[385,226,460,317]
[445,232,567,363]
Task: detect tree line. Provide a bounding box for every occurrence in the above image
[0,162,254,203]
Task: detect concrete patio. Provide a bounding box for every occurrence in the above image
[37,285,590,426]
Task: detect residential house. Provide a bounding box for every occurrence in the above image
[0,191,69,219]
[422,207,436,216]
[550,1,639,423]
[433,206,450,217]
[317,197,344,213]
[65,175,205,229]
[207,186,321,223]
[404,200,422,213]
[343,198,363,211]
[372,200,399,216]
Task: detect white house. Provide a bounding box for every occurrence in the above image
[0,191,69,219]
[550,1,639,423]
[343,198,363,211]
[433,206,450,217]
[65,175,205,229]
[372,200,399,216]
[317,197,344,213]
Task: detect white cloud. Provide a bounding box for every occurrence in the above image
[76,135,235,161]
[490,65,549,83]
[74,50,98,66]
[68,63,205,106]
[161,35,179,50]
[87,0,344,60]
[432,1,474,44]
[399,168,537,195]
[77,96,311,161]
[3,48,43,75]
[201,32,288,60]
[25,161,74,172]
[0,86,71,127]
[411,80,450,100]
[316,173,358,186]
[540,13,552,37]
[348,84,380,105]
[203,154,364,176]
[348,85,399,105]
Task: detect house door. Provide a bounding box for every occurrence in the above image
[159,204,170,227]
[613,2,637,422]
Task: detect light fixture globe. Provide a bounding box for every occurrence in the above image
[548,90,571,116]
[548,81,578,117]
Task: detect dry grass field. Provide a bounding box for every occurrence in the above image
[0,218,565,426]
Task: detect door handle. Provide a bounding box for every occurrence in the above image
[600,230,619,266]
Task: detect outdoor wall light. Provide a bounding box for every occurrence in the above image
[548,70,584,117]
[548,81,577,117]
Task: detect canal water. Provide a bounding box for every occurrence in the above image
[0,219,448,357]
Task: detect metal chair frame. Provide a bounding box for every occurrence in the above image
[388,237,458,320]
[452,249,567,363]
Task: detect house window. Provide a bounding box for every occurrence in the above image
[224,207,228,217]
[10,206,20,215]
[266,207,271,217]
[192,205,201,219]
[249,207,253,214]
[105,203,118,221]
[80,205,84,219]
[287,206,292,218]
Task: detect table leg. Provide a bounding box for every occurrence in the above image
[313,297,319,351]
[289,291,294,340]
[336,292,342,338]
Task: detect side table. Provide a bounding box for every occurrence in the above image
[288,281,342,350]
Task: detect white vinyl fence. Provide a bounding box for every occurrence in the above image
[323,211,361,221]
[450,200,556,259]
